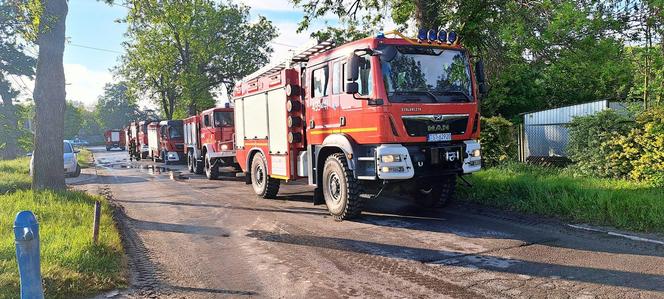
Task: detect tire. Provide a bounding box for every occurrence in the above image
[322,153,364,221]
[141,152,148,159]
[106,146,110,151]
[250,153,280,198]
[205,153,219,180]
[187,152,195,173]
[161,151,169,165]
[412,175,456,208]
[72,164,81,178]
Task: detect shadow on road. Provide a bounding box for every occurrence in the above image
[168,285,257,296]
[245,230,664,292]
[127,216,230,237]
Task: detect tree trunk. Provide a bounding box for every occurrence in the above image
[32,0,68,190]
[414,0,442,29]
[0,87,19,159]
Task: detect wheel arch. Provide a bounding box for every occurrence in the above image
[315,134,358,188]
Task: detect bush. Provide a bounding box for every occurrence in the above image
[628,106,664,186]
[480,116,517,166]
[566,109,635,178]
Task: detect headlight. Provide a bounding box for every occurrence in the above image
[221,144,228,151]
[470,149,481,157]
[381,154,402,163]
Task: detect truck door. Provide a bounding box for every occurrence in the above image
[308,63,338,142]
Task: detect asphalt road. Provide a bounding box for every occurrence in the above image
[80,146,664,298]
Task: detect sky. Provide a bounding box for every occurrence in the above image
[12,0,338,110]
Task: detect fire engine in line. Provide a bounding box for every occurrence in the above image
[104,129,126,151]
[184,105,236,179]
[147,120,185,164]
[232,30,486,220]
[127,120,151,160]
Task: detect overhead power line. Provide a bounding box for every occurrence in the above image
[68,43,124,54]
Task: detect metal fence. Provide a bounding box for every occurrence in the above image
[518,100,620,164]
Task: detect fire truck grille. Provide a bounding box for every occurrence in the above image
[401,114,469,137]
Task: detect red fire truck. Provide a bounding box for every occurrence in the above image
[232,30,485,220]
[184,106,236,179]
[104,129,126,151]
[127,120,151,160]
[148,120,185,164]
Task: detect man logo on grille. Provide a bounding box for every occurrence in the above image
[432,115,445,122]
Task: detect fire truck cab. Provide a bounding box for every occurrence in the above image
[233,31,485,220]
[184,106,236,179]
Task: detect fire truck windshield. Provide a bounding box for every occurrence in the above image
[169,125,183,139]
[214,111,233,127]
[378,45,472,103]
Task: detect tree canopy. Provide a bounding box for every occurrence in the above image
[293,0,664,119]
[117,0,277,120]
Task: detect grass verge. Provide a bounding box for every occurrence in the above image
[0,158,126,298]
[458,162,664,233]
[76,148,94,168]
[0,158,31,193]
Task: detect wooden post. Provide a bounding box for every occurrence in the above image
[92,201,101,244]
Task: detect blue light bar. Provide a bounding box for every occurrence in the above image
[417,29,427,41]
[448,31,458,44]
[437,30,447,43]
[427,29,437,41]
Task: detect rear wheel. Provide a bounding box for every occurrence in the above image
[322,153,363,221]
[251,153,280,198]
[412,175,456,208]
[205,153,219,180]
[72,164,81,178]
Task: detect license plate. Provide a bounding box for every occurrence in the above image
[427,133,452,142]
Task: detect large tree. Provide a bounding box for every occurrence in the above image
[29,0,68,190]
[95,82,140,130]
[0,2,36,159]
[117,0,277,119]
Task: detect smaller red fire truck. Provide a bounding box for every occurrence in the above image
[184,105,236,179]
[104,129,126,151]
[148,120,185,164]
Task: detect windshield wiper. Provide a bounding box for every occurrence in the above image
[439,90,471,102]
[391,91,438,103]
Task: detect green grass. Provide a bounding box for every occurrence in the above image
[458,162,664,233]
[0,158,31,193]
[0,158,126,298]
[76,148,94,168]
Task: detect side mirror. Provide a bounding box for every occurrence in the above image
[346,53,360,82]
[345,82,359,94]
[74,150,80,154]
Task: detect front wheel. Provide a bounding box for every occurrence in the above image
[412,175,456,208]
[72,164,81,178]
[187,152,195,173]
[205,154,219,180]
[250,153,280,198]
[322,153,364,221]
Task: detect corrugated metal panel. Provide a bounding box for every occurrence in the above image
[524,100,608,125]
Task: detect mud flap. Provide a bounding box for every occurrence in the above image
[313,187,324,205]
[244,172,252,184]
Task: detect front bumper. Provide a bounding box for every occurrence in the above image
[141,145,149,153]
[355,140,481,180]
[64,160,78,174]
[165,151,184,162]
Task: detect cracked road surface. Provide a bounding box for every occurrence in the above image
[81,147,664,298]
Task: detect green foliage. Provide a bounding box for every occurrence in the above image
[118,0,277,119]
[94,82,139,130]
[627,106,664,186]
[458,162,664,232]
[64,101,82,140]
[0,157,31,193]
[567,109,636,178]
[479,116,517,166]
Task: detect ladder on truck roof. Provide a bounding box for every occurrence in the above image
[241,39,335,83]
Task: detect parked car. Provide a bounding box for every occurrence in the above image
[29,141,82,178]
[71,138,89,147]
